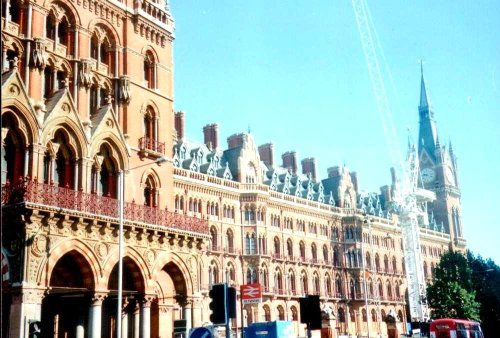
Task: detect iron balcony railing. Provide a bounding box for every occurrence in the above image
[2,178,208,234]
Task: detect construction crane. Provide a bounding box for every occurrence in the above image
[351,0,432,324]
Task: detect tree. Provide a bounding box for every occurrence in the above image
[427,250,480,320]
[467,251,500,337]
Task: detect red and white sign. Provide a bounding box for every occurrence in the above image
[240,283,262,304]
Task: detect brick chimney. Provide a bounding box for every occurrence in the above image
[203,123,219,149]
[227,133,245,149]
[282,151,298,174]
[258,143,274,167]
[327,166,341,178]
[174,111,185,140]
[301,157,317,181]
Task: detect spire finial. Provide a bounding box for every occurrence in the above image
[419,60,430,109]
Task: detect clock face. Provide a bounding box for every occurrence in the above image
[421,168,436,183]
[445,166,454,184]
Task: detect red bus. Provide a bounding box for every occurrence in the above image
[430,318,484,338]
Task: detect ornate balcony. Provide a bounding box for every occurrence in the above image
[2,178,208,235]
[139,136,165,155]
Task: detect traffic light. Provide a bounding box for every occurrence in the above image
[209,283,227,325]
[28,321,42,338]
[227,286,237,319]
[299,295,322,330]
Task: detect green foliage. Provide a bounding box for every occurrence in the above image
[467,251,500,337]
[427,250,480,320]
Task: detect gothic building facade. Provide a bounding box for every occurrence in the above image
[1,1,465,338]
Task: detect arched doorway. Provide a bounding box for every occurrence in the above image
[41,250,95,338]
[106,257,145,338]
[155,262,189,338]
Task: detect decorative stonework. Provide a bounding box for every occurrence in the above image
[31,38,47,70]
[22,288,46,304]
[78,59,93,89]
[144,249,155,266]
[119,75,131,104]
[91,292,107,305]
[95,242,108,259]
[31,234,48,257]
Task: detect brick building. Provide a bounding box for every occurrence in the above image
[1,1,465,338]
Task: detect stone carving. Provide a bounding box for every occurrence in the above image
[31,234,47,257]
[95,242,108,259]
[91,292,107,305]
[22,288,46,304]
[31,38,47,70]
[144,249,155,266]
[119,75,131,104]
[8,84,20,96]
[79,59,93,89]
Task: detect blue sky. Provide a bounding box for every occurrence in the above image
[170,1,500,263]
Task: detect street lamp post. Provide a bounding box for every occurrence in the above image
[116,156,172,338]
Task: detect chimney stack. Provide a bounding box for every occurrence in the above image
[258,143,274,167]
[301,157,317,181]
[203,123,219,149]
[282,151,298,174]
[227,133,246,149]
[174,111,185,140]
[327,166,341,178]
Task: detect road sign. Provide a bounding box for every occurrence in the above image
[241,283,262,304]
[189,327,213,338]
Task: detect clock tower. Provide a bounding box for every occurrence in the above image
[417,67,466,250]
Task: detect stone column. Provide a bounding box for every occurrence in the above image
[76,315,85,338]
[88,292,106,338]
[9,288,45,338]
[140,295,154,338]
[121,298,130,338]
[158,303,174,338]
[133,302,140,338]
[183,298,193,337]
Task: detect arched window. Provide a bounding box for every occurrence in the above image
[371,309,377,322]
[210,227,218,251]
[91,144,118,198]
[377,279,383,299]
[402,258,406,275]
[275,269,283,292]
[58,17,69,46]
[287,239,293,259]
[90,27,116,76]
[261,266,269,290]
[375,254,381,272]
[384,255,389,272]
[52,131,76,189]
[2,112,26,184]
[246,267,257,284]
[333,246,340,267]
[288,269,296,294]
[246,233,256,254]
[338,308,345,323]
[209,261,219,286]
[323,245,329,263]
[381,309,386,321]
[423,261,428,278]
[144,50,156,89]
[311,243,317,262]
[362,309,367,322]
[46,14,56,41]
[366,252,372,269]
[291,306,298,321]
[368,278,374,298]
[277,306,285,321]
[395,281,401,299]
[226,229,234,253]
[225,263,235,284]
[387,281,393,300]
[274,237,280,256]
[299,241,306,260]
[313,273,320,295]
[301,271,308,295]
[392,256,397,274]
[335,275,342,297]
[143,175,157,207]
[325,274,332,296]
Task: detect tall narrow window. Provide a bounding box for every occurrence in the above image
[43,67,53,99]
[144,51,155,89]
[143,175,157,207]
[46,15,56,40]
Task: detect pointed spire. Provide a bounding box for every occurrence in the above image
[419,63,430,109]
